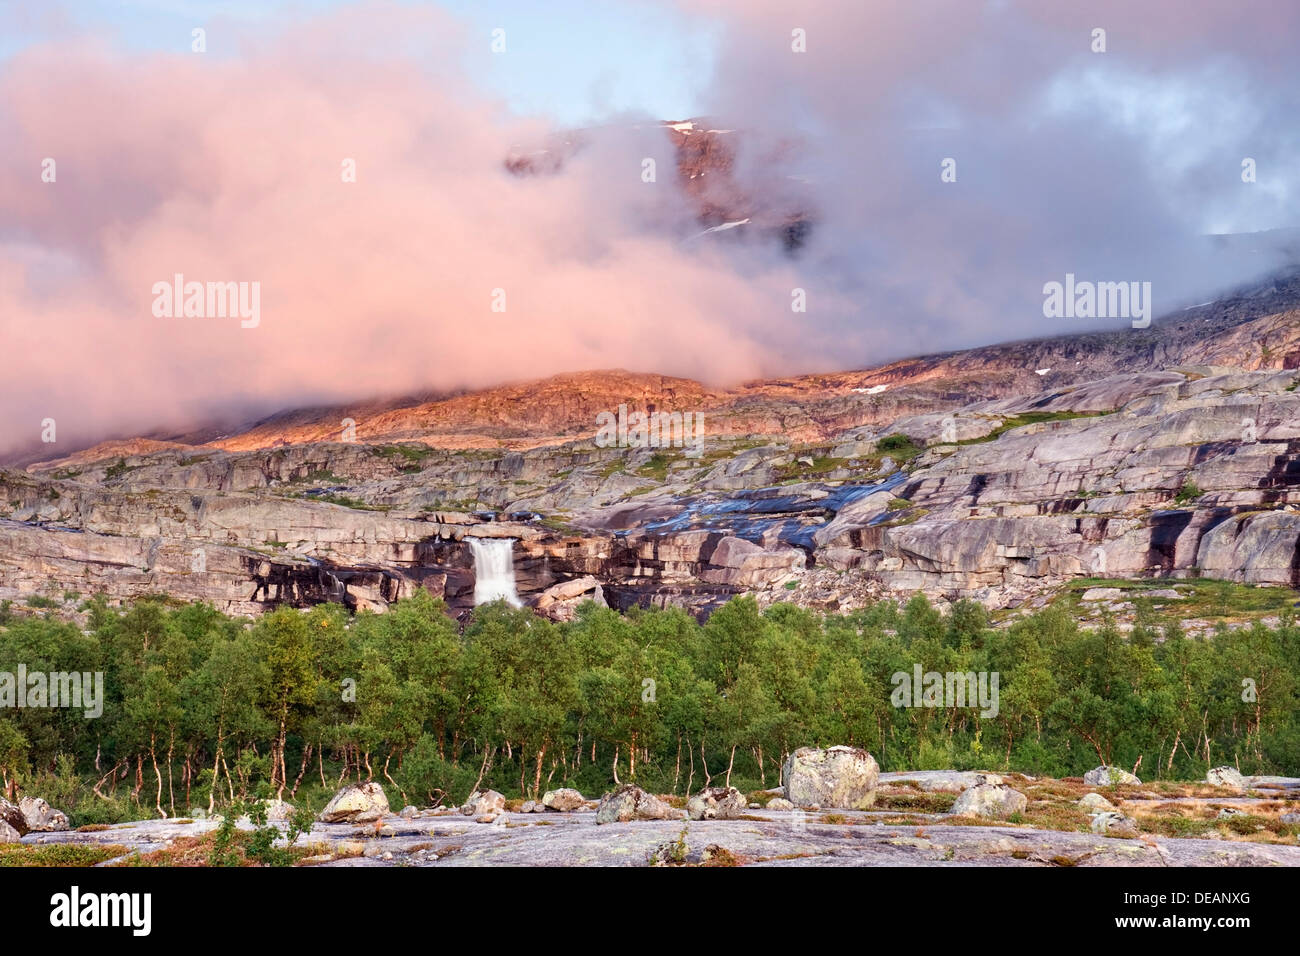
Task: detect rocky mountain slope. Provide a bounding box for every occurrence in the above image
[6,271,1300,621]
[27,267,1300,464]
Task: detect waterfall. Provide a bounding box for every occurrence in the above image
[467,536,522,607]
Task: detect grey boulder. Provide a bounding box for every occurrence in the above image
[318,781,390,823]
[1078,792,1116,811]
[542,788,586,812]
[1091,811,1140,836]
[19,797,70,832]
[1083,766,1141,787]
[461,789,506,817]
[595,785,678,824]
[950,783,1027,819]
[0,798,28,836]
[1206,766,1245,789]
[783,746,879,810]
[686,786,747,821]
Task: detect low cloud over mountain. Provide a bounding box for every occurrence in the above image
[2,0,1297,459]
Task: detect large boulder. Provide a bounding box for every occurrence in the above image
[1206,766,1245,789]
[460,789,506,817]
[534,577,606,622]
[700,537,805,588]
[1091,811,1140,836]
[686,786,747,821]
[244,799,295,825]
[1198,511,1300,585]
[1078,792,1116,811]
[595,785,678,824]
[19,797,69,832]
[541,788,586,812]
[950,783,1027,819]
[648,839,731,866]
[0,798,28,836]
[1083,766,1141,787]
[0,820,21,843]
[318,781,390,823]
[782,746,879,809]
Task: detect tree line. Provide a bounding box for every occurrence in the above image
[0,590,1296,822]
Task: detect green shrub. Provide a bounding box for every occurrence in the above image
[876,434,914,452]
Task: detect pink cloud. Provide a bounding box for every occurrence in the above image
[0,3,830,459]
[3,0,1296,460]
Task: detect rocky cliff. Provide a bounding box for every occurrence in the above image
[6,276,1300,622]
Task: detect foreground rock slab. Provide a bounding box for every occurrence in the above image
[13,791,1300,868]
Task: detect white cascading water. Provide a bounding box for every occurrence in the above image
[467,536,522,607]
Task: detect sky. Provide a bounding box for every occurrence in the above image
[0,0,719,123]
[2,0,1298,458]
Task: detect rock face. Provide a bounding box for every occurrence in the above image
[541,788,586,812]
[1083,766,1141,787]
[595,786,678,824]
[950,783,1027,819]
[0,798,28,836]
[782,746,879,810]
[1207,766,1246,789]
[318,781,390,823]
[9,276,1300,619]
[461,790,506,817]
[686,786,747,821]
[19,797,69,832]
